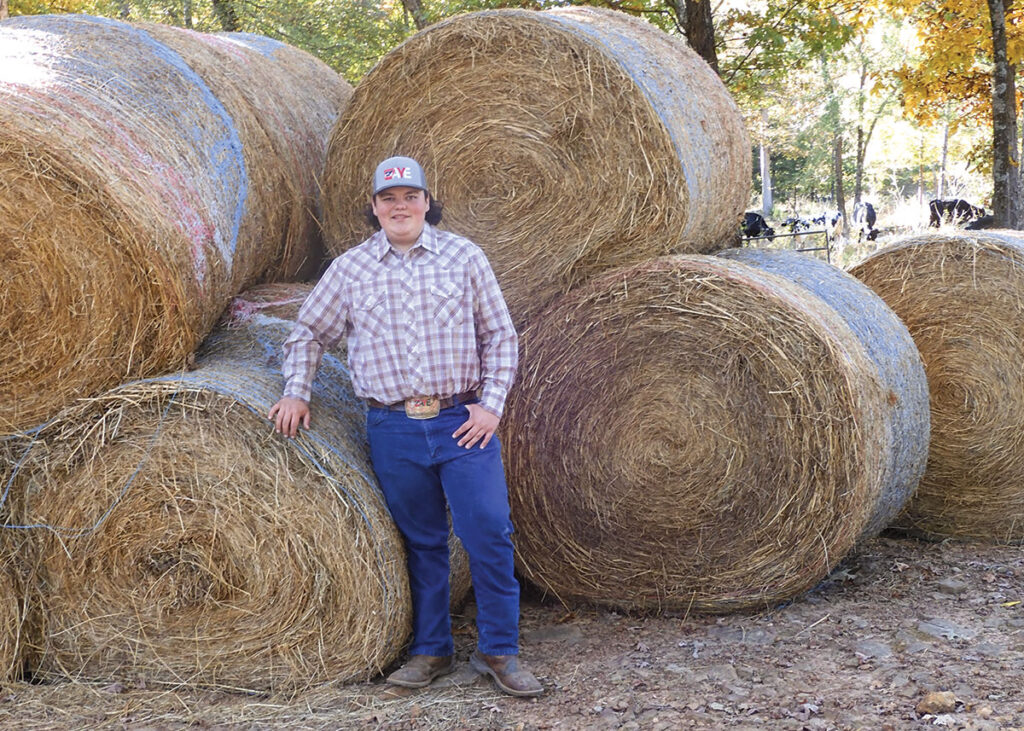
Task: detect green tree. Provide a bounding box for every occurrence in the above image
[887,0,1024,226]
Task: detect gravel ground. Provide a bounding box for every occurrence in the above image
[0,534,1021,730]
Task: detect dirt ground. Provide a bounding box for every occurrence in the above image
[0,534,1020,730]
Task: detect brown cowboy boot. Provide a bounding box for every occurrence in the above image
[386,654,456,688]
[470,650,544,697]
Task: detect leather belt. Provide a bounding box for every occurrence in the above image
[367,391,478,412]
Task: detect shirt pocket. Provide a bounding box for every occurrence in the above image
[430,280,464,328]
[351,285,388,335]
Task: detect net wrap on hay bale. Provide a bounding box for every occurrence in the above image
[2,284,469,690]
[322,6,750,328]
[718,248,929,538]
[0,15,350,434]
[851,231,1024,543]
[504,255,889,612]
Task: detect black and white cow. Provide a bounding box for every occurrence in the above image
[781,216,812,234]
[812,210,843,240]
[741,211,774,240]
[852,201,878,242]
[929,199,985,228]
[965,214,996,230]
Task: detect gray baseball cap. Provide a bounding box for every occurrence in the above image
[373,156,428,195]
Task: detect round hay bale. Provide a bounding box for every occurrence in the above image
[0,15,350,435]
[323,6,750,329]
[0,566,26,682]
[850,231,1024,543]
[504,255,889,612]
[4,283,469,690]
[717,248,930,538]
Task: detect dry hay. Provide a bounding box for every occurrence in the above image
[0,564,27,682]
[2,283,469,691]
[322,6,750,329]
[850,231,1024,543]
[0,15,351,435]
[718,248,930,538]
[503,255,890,613]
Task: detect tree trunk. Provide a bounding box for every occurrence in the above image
[939,112,950,199]
[821,53,846,234]
[834,134,846,232]
[988,0,1022,227]
[0,0,8,21]
[683,0,719,74]
[401,0,429,30]
[211,0,239,31]
[184,0,193,29]
[854,125,864,206]
[919,135,925,209]
[853,53,867,206]
[760,109,772,216]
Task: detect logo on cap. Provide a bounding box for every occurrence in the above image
[383,167,413,182]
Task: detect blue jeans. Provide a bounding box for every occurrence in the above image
[366,402,520,656]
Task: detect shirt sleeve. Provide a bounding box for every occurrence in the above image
[282,259,350,402]
[469,250,518,417]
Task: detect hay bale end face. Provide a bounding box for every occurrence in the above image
[0,567,25,682]
[718,248,930,538]
[323,7,750,329]
[851,231,1024,543]
[0,16,350,434]
[504,255,889,612]
[5,284,466,690]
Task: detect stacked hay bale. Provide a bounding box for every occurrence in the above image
[4,284,469,690]
[0,567,25,682]
[718,248,930,538]
[322,6,749,329]
[851,232,1024,543]
[0,15,351,434]
[503,255,897,613]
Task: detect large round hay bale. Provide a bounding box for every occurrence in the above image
[504,255,890,612]
[4,284,469,690]
[0,15,351,434]
[0,566,26,682]
[850,231,1024,543]
[323,6,750,328]
[718,248,930,537]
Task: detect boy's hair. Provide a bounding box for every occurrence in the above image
[364,194,444,230]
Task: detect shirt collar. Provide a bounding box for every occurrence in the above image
[372,223,440,261]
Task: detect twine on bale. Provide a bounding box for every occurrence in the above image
[718,248,930,538]
[0,16,350,434]
[323,6,750,329]
[851,231,1024,543]
[3,284,469,691]
[504,255,889,613]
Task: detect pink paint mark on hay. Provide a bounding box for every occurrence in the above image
[22,84,225,291]
[227,295,307,325]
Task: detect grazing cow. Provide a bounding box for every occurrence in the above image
[929,198,985,228]
[781,216,812,233]
[852,201,879,242]
[965,214,996,230]
[742,211,774,240]
[813,210,843,240]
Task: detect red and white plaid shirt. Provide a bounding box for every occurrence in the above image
[283,224,518,417]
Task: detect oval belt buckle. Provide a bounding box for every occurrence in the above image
[405,396,440,419]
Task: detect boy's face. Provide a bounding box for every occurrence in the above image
[372,186,429,247]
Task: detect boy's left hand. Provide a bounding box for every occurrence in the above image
[453,403,500,449]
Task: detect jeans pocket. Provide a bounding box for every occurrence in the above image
[366,407,389,429]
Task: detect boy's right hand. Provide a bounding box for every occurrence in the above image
[269,397,311,438]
